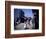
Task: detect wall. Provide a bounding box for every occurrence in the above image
[0,0,46,39]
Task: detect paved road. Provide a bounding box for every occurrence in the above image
[15,23,25,30]
[15,23,33,30]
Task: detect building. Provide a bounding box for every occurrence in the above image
[32,9,39,29]
[14,9,24,29]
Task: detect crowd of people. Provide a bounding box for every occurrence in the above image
[15,16,35,29]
